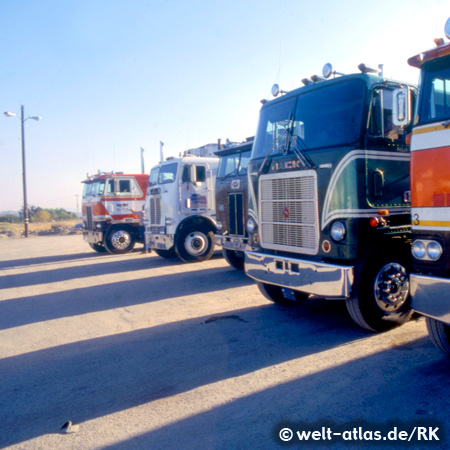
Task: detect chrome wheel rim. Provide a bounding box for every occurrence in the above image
[111,230,132,250]
[185,232,208,256]
[374,263,409,312]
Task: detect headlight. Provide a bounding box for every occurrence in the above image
[411,240,426,259]
[165,217,175,226]
[427,241,443,261]
[95,223,102,230]
[412,239,443,261]
[216,221,223,231]
[247,218,257,233]
[331,221,346,241]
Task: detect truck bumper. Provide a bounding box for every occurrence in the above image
[410,274,450,325]
[215,235,249,252]
[147,233,175,250]
[245,251,354,298]
[83,231,103,244]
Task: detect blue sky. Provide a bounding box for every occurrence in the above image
[1,0,449,212]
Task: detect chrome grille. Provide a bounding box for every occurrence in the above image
[228,193,245,236]
[149,197,161,225]
[259,171,318,254]
[86,206,93,230]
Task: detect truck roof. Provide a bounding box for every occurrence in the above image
[82,172,149,183]
[408,41,450,68]
[261,72,416,111]
[215,138,254,157]
[152,155,218,169]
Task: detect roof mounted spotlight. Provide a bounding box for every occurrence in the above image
[311,74,325,82]
[271,84,287,97]
[302,78,313,85]
[322,63,345,79]
[445,17,450,40]
[358,63,383,76]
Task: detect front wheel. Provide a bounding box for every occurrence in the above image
[89,242,107,253]
[222,248,245,270]
[426,317,450,356]
[154,247,177,259]
[175,225,215,262]
[256,282,308,305]
[346,256,412,332]
[104,227,136,254]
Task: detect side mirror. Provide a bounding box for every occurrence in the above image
[392,88,412,127]
[189,165,197,183]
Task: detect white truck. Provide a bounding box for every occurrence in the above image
[145,143,219,262]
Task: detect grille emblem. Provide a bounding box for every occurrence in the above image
[283,206,290,218]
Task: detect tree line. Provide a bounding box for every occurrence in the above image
[0,206,77,223]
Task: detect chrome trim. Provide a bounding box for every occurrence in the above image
[83,231,103,244]
[245,251,354,298]
[410,274,450,325]
[216,235,249,252]
[148,233,174,251]
[259,170,319,255]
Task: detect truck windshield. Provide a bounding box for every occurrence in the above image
[82,180,105,197]
[252,79,366,159]
[149,162,178,186]
[418,57,450,124]
[218,154,239,178]
[239,150,251,175]
[149,167,159,186]
[218,150,252,178]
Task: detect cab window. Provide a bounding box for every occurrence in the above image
[369,88,403,140]
[117,179,131,193]
[182,164,206,182]
[419,58,450,123]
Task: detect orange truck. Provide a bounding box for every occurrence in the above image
[398,18,450,355]
[81,171,149,254]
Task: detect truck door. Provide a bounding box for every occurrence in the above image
[366,87,413,208]
[180,163,211,215]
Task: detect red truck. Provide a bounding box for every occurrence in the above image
[81,171,149,254]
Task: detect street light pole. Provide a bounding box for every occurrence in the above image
[20,105,30,237]
[4,105,41,238]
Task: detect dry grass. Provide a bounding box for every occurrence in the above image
[0,220,81,238]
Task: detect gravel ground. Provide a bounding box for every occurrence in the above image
[0,235,449,450]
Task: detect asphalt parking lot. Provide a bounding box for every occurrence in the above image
[1,235,449,450]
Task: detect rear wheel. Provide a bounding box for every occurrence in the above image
[256,282,308,305]
[346,255,412,332]
[104,227,136,254]
[222,248,245,270]
[89,242,107,253]
[154,247,177,259]
[175,225,215,262]
[426,317,450,356]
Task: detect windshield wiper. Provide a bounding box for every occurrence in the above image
[224,168,239,178]
[258,132,286,175]
[286,117,315,169]
[290,135,315,168]
[257,115,316,174]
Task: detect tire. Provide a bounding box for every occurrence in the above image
[346,255,413,332]
[222,248,245,270]
[89,242,107,253]
[155,247,177,259]
[175,225,215,262]
[426,317,450,356]
[256,281,308,305]
[104,226,136,254]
